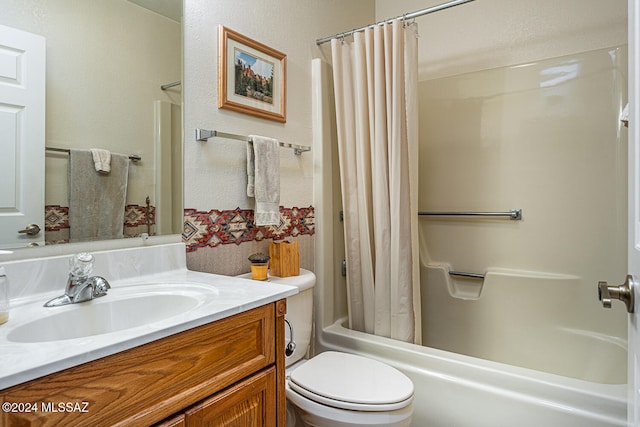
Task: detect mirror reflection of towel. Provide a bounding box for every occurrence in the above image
[69,149,129,241]
[247,135,280,226]
[90,148,111,173]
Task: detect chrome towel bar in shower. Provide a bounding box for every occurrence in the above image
[419,209,522,220]
[449,271,485,280]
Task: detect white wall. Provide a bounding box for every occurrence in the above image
[376,0,627,80]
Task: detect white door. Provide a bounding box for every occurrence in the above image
[0,24,45,249]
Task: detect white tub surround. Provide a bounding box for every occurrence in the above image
[0,243,297,389]
[422,265,627,384]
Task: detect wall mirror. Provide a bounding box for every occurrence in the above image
[0,0,183,250]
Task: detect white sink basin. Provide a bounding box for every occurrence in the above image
[7,293,200,343]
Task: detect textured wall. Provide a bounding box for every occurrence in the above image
[182,0,374,275]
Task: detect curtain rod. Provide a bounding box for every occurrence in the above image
[315,0,475,45]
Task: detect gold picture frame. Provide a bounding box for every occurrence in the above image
[218,26,287,123]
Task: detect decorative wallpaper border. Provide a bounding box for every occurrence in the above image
[183,206,315,253]
[44,204,155,231]
[44,205,70,232]
[124,204,156,228]
[43,204,314,251]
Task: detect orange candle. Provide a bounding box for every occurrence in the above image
[248,253,270,281]
[250,263,269,281]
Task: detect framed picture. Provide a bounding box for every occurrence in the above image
[218,26,287,123]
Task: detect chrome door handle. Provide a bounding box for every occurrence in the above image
[598,275,635,313]
[18,224,41,236]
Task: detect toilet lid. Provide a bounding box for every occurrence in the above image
[288,351,414,411]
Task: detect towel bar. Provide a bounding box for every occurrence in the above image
[46,147,141,162]
[195,128,311,155]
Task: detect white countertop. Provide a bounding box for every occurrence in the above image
[0,244,297,390]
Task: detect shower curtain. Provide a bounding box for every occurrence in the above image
[331,20,420,343]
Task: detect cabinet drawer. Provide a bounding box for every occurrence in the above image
[1,304,276,427]
[155,414,185,427]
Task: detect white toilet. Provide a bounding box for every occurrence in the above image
[262,269,415,427]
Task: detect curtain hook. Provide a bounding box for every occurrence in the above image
[410,19,420,38]
[402,13,417,28]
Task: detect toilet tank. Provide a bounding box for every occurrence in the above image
[236,269,316,366]
[266,269,316,367]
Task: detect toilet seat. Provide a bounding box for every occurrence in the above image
[288,351,414,412]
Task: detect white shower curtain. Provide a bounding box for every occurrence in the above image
[331,20,420,343]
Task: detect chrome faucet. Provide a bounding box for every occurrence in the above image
[44,253,111,307]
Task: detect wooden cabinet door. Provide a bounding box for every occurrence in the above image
[186,368,276,427]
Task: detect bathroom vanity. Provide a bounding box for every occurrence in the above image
[1,300,287,426]
[0,243,296,426]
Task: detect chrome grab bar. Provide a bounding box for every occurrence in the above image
[419,209,522,220]
[449,271,485,280]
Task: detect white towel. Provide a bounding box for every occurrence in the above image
[247,135,280,226]
[247,143,255,197]
[91,148,111,173]
[621,103,630,127]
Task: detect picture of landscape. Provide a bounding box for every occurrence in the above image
[234,49,274,105]
[219,25,286,122]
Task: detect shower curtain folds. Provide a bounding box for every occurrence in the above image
[330,20,420,344]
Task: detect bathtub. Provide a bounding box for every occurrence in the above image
[317,318,626,427]
[314,265,628,426]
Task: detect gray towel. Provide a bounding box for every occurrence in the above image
[247,135,280,226]
[69,149,129,241]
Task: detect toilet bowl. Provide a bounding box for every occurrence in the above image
[235,269,415,427]
[285,351,414,427]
